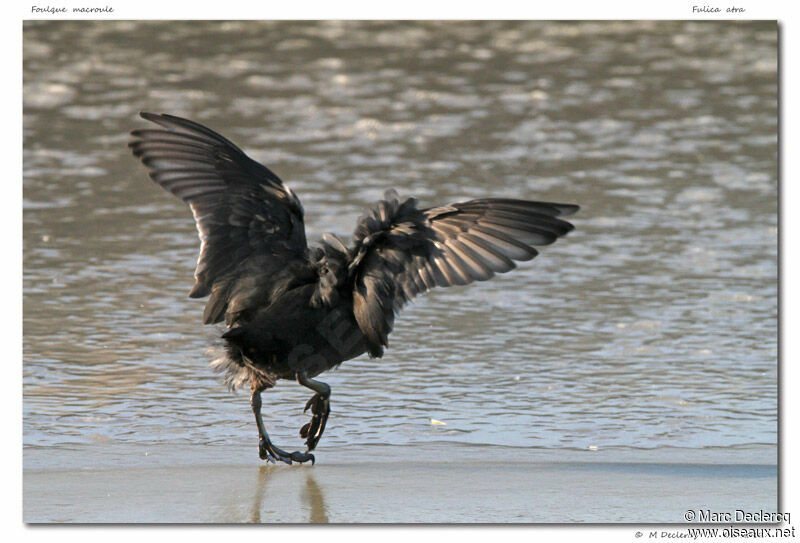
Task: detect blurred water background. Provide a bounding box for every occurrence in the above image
[23,21,777,470]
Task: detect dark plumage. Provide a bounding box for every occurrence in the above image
[130,112,579,464]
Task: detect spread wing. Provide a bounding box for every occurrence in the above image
[129,112,308,325]
[349,190,579,357]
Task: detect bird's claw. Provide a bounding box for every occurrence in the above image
[258,437,270,460]
[288,451,315,465]
[300,393,330,451]
[258,436,315,465]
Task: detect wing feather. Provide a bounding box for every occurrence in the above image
[130,112,308,325]
[349,191,578,356]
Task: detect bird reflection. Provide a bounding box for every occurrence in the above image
[250,465,272,523]
[250,465,329,523]
[303,472,329,523]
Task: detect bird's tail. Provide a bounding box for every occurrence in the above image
[207,341,252,392]
[207,334,278,392]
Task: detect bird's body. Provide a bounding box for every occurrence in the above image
[130,112,579,464]
[216,282,368,390]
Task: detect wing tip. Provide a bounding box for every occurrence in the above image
[189,281,210,299]
[139,111,159,121]
[554,203,580,217]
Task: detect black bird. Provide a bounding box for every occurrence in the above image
[130,112,579,465]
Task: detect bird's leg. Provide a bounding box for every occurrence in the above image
[297,372,331,451]
[250,387,315,465]
[250,388,272,461]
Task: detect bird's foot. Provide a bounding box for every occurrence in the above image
[258,436,315,465]
[300,392,330,451]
